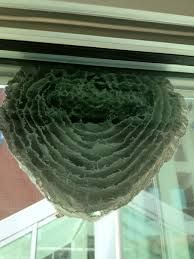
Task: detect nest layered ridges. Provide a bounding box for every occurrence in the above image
[0,65,188,220]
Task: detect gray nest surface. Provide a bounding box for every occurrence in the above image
[0,65,188,220]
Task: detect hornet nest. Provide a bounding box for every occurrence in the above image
[0,65,188,220]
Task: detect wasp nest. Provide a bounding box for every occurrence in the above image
[0,65,188,220]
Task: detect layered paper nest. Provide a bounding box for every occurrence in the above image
[0,65,188,220]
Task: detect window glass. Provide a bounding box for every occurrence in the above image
[121,99,194,259]
[0,233,32,259]
[36,217,94,259]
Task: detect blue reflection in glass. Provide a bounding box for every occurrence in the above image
[0,130,4,145]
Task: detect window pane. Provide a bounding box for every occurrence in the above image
[0,233,32,259]
[121,186,164,259]
[36,217,94,259]
[121,98,194,259]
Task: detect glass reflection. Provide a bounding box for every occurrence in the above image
[121,99,194,259]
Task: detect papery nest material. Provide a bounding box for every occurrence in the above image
[0,65,188,220]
